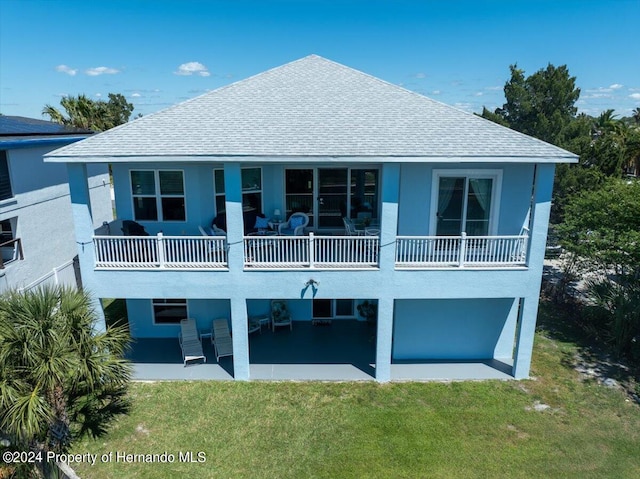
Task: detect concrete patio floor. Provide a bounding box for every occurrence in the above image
[126,320,515,381]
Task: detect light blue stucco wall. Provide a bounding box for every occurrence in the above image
[392,298,517,360]
[71,160,557,379]
[128,298,366,338]
[397,162,534,236]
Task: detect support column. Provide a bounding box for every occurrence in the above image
[375,296,394,382]
[379,163,400,271]
[223,163,244,271]
[513,163,555,378]
[230,297,250,381]
[67,163,106,333]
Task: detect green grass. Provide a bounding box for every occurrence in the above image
[72,301,640,479]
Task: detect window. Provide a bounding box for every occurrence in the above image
[131,170,185,221]
[213,167,263,214]
[152,299,188,324]
[0,217,19,264]
[431,170,502,236]
[0,151,13,201]
[350,169,378,220]
[312,299,355,318]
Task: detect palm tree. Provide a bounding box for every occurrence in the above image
[0,286,131,461]
[42,93,135,131]
[633,107,640,124]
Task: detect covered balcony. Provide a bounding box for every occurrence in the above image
[92,220,528,270]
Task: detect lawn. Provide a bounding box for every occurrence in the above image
[72,301,640,479]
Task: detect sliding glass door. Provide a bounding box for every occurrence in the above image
[285,168,379,230]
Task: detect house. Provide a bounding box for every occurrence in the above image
[0,116,112,292]
[45,55,578,381]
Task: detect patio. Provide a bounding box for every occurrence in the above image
[126,320,514,381]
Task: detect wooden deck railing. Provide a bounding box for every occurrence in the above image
[94,234,228,269]
[395,233,529,268]
[0,237,23,269]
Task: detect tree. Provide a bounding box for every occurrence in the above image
[482,63,581,146]
[0,286,131,470]
[633,107,640,124]
[558,178,640,277]
[42,93,135,131]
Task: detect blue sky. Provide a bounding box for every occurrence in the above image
[1,0,638,120]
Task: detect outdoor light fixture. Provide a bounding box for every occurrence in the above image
[300,279,319,299]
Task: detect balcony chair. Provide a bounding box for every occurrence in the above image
[343,217,363,236]
[179,318,206,366]
[211,318,234,361]
[271,300,293,331]
[278,212,309,236]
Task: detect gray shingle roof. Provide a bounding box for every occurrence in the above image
[46,55,577,162]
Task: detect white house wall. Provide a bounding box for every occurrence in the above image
[0,145,111,291]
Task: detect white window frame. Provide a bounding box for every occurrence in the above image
[151,298,189,325]
[312,299,355,319]
[429,169,502,236]
[130,169,186,222]
[213,167,263,215]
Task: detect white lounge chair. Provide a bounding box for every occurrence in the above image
[211,318,233,361]
[179,318,206,366]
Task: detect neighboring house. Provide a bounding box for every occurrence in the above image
[0,116,112,292]
[46,55,577,381]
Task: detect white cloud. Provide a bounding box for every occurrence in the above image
[431,90,441,95]
[131,92,141,98]
[583,93,613,99]
[55,64,77,76]
[175,62,210,77]
[414,72,426,79]
[85,66,120,76]
[95,93,102,98]
[485,86,502,91]
[474,92,484,97]
[609,84,623,90]
[630,93,640,100]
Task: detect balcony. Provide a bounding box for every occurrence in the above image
[395,233,528,269]
[91,231,528,271]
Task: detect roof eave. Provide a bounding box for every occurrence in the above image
[44,154,579,164]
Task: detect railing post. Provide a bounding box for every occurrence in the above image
[157,233,165,268]
[309,232,315,268]
[458,232,467,268]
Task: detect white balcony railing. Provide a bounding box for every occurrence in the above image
[395,233,528,268]
[94,234,228,269]
[93,233,527,270]
[244,233,379,269]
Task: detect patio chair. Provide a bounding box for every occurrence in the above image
[343,217,364,236]
[271,300,293,331]
[179,318,206,366]
[278,212,309,236]
[211,318,233,361]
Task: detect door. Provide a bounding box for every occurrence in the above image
[318,168,348,228]
[285,169,314,227]
[435,175,494,236]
